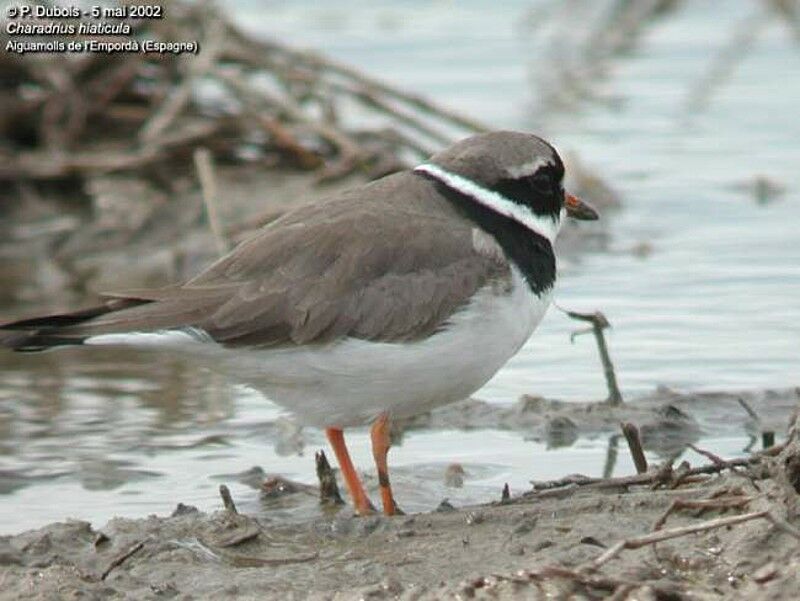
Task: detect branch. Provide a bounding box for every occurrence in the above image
[219,484,238,514]
[528,444,785,496]
[315,450,344,506]
[193,147,230,255]
[588,510,770,570]
[621,422,648,474]
[564,309,623,405]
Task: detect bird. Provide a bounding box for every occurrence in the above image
[0,131,597,516]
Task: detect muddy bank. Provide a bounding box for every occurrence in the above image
[2,442,799,599]
[2,398,799,600]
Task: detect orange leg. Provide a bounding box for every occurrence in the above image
[325,428,374,516]
[370,413,402,516]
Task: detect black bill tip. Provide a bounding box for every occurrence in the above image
[565,193,599,221]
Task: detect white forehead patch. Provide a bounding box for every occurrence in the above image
[505,156,554,179]
[415,163,562,244]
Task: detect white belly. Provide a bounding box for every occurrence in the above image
[215,266,551,427]
[87,267,551,428]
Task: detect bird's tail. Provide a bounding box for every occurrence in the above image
[0,300,147,352]
[1,283,239,352]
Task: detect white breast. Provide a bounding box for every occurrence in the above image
[213,265,552,428]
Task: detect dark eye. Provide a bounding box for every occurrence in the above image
[528,171,552,195]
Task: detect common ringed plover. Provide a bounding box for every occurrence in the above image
[1,131,598,516]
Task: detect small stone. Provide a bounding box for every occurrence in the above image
[364,578,403,597]
[753,562,778,584]
[516,395,548,414]
[436,498,456,512]
[260,476,302,498]
[355,516,383,536]
[465,511,484,526]
[170,503,198,517]
[579,536,606,548]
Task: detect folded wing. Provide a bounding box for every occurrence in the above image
[1,173,509,351]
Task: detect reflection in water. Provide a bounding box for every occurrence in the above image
[639,405,702,461]
[544,416,579,449]
[602,434,620,479]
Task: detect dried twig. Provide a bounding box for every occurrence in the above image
[214,66,366,180]
[621,422,647,473]
[0,121,222,180]
[528,444,785,497]
[139,18,225,142]
[1,0,517,194]
[688,443,727,467]
[315,450,344,506]
[737,396,760,422]
[765,511,800,542]
[193,147,229,255]
[99,540,145,581]
[587,510,770,570]
[564,309,623,405]
[196,537,319,567]
[254,42,490,134]
[255,116,323,169]
[602,434,620,479]
[652,494,757,531]
[334,82,454,147]
[219,484,238,514]
[477,565,673,598]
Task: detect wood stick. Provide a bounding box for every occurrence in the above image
[335,82,454,146]
[1,121,221,179]
[214,66,365,170]
[255,116,323,169]
[223,29,491,134]
[315,450,344,506]
[602,434,620,479]
[100,540,145,580]
[688,443,727,467]
[139,19,224,142]
[528,444,785,496]
[588,510,770,570]
[737,396,760,422]
[765,512,800,542]
[565,310,623,405]
[219,484,238,514]
[193,147,229,255]
[652,495,756,531]
[620,422,647,474]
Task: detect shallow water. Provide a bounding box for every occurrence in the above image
[1,0,799,533]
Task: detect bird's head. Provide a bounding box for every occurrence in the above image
[421,131,598,241]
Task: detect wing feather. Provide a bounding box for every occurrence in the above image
[2,173,511,350]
